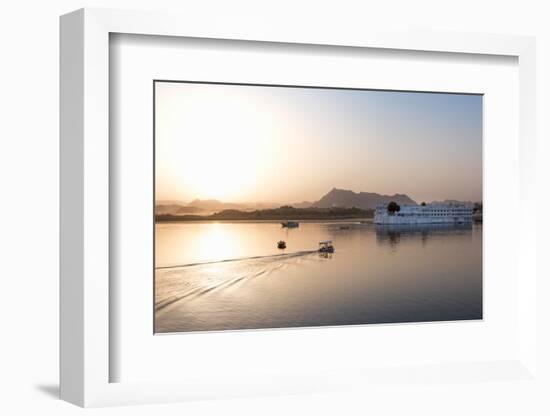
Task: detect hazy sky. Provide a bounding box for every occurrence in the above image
[155,82,482,204]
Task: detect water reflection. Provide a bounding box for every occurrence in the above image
[155,221,482,333]
[375,224,473,247]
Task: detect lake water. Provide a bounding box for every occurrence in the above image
[155,221,482,333]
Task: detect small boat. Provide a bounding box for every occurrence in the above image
[339,225,351,230]
[277,240,287,249]
[318,240,335,253]
[281,221,299,228]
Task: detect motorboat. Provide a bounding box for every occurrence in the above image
[281,221,299,228]
[318,240,334,253]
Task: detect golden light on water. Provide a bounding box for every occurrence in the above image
[193,223,237,262]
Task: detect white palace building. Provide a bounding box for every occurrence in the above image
[374,203,474,225]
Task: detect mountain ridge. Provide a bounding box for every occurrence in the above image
[311,188,416,209]
[156,188,421,215]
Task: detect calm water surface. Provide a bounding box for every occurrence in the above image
[155,221,482,333]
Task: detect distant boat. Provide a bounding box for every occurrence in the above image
[318,240,335,253]
[277,240,287,249]
[281,221,299,228]
[339,225,351,230]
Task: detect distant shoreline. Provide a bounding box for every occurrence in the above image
[155,206,374,223]
[156,217,374,224]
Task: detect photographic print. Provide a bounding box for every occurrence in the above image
[154,81,482,333]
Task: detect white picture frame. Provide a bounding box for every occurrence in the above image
[60,7,538,407]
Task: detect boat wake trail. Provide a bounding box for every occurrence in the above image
[155,250,317,313]
[155,250,318,270]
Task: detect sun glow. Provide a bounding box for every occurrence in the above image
[156,82,483,204]
[156,83,283,202]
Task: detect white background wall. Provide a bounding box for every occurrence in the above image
[1,0,548,414]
